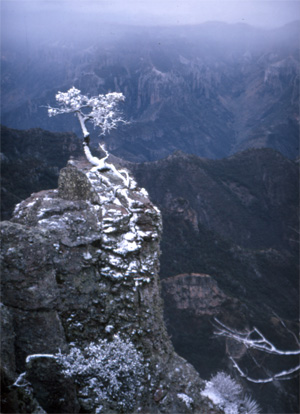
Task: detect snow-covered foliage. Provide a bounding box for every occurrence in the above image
[55,335,145,412]
[240,395,262,414]
[48,87,130,187]
[201,372,261,414]
[207,371,242,402]
[48,87,126,137]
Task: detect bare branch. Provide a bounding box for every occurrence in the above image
[272,312,300,345]
[229,356,300,383]
[214,318,300,383]
[12,372,29,388]
[214,318,300,356]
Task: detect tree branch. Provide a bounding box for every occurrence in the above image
[214,318,300,356]
[229,356,300,383]
[213,318,300,383]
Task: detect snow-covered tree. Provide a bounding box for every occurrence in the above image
[48,87,130,179]
[48,87,126,145]
[14,336,146,413]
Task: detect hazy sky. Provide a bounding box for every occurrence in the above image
[1,0,300,48]
[2,0,300,27]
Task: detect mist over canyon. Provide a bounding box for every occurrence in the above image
[1,22,299,161]
[1,14,299,414]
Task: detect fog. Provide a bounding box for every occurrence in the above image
[2,0,300,48]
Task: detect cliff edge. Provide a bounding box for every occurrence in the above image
[1,157,220,413]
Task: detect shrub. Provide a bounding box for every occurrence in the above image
[240,395,261,414]
[209,371,243,402]
[56,335,145,413]
[201,371,261,414]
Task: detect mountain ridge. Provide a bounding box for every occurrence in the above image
[2,22,299,161]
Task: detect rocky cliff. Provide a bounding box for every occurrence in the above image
[1,128,298,412]
[0,157,221,413]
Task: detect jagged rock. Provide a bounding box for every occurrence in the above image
[0,157,219,413]
[1,304,16,383]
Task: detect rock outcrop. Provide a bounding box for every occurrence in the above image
[1,157,221,413]
[162,273,230,316]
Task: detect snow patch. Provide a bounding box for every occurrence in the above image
[177,393,193,409]
[115,236,140,255]
[140,187,149,197]
[105,325,114,333]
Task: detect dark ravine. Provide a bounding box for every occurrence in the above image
[161,273,247,378]
[132,149,299,319]
[131,149,299,413]
[1,157,222,413]
[0,125,82,221]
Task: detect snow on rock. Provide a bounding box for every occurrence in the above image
[10,158,162,285]
[74,160,163,284]
[177,393,194,409]
[1,156,221,414]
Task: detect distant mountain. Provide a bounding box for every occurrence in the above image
[132,148,298,314]
[1,22,299,161]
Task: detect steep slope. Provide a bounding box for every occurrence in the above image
[1,158,221,413]
[131,149,299,413]
[1,22,299,161]
[132,149,298,277]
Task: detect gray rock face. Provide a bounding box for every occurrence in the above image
[1,157,220,413]
[162,273,228,316]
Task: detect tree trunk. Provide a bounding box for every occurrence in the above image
[84,135,90,146]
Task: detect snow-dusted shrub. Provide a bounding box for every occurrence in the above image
[56,335,145,413]
[201,371,261,414]
[210,371,242,401]
[240,395,261,414]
